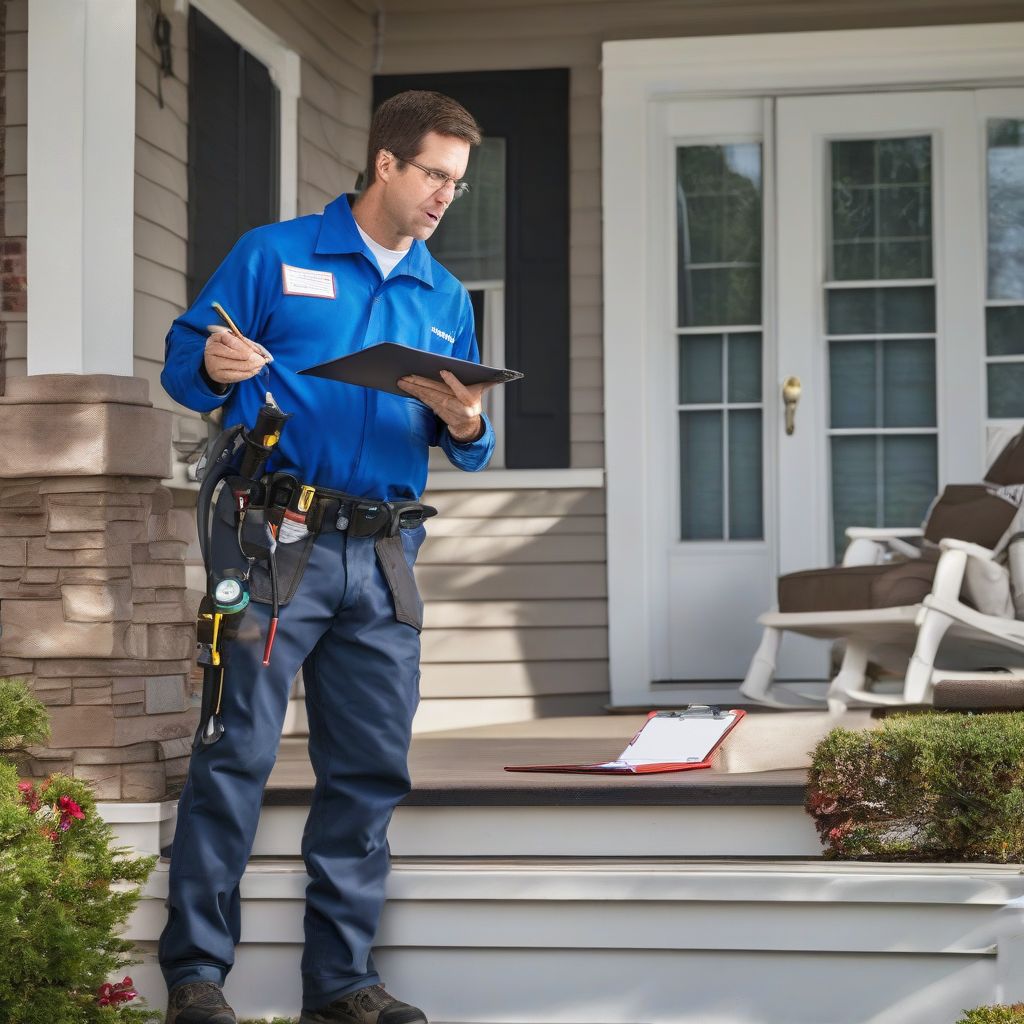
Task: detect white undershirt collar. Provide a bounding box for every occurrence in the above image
[354,222,409,279]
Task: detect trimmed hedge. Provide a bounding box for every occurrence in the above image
[956,1006,1024,1023]
[806,711,1024,861]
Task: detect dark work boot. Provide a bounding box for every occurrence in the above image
[165,982,238,1024]
[299,983,428,1024]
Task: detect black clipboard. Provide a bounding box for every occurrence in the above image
[298,342,524,397]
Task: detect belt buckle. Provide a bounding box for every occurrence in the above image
[347,501,388,538]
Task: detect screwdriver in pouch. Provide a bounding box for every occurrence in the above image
[278,485,315,544]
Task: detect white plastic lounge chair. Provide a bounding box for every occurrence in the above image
[740,430,1024,711]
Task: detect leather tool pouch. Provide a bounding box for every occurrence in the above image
[375,529,425,631]
[211,485,315,608]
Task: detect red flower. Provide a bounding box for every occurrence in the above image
[58,795,85,820]
[96,977,136,1006]
[17,780,40,813]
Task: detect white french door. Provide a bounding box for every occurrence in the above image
[643,87,1022,699]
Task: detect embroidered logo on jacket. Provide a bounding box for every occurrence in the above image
[431,326,456,345]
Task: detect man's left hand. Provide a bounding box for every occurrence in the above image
[397,369,495,443]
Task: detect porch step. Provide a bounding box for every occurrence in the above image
[256,726,818,860]
[124,855,1024,1023]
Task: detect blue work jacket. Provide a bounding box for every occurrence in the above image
[161,194,495,500]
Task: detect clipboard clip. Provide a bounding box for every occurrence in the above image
[656,705,725,720]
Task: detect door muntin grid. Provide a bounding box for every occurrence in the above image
[825,135,938,560]
[676,142,764,541]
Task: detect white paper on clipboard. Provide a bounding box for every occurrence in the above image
[595,711,740,768]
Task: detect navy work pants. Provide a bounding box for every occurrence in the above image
[159,523,425,1009]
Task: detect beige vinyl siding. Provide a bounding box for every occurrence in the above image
[133,0,374,427]
[2,0,27,382]
[285,486,610,735]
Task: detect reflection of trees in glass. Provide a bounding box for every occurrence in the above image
[676,143,762,327]
[427,137,506,283]
[830,137,932,281]
[988,119,1024,301]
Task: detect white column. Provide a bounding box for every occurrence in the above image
[27,0,136,376]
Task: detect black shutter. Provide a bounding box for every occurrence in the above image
[188,8,279,304]
[373,70,570,469]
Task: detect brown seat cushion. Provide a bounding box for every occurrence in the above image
[778,557,941,613]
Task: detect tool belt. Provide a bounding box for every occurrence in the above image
[209,472,436,630]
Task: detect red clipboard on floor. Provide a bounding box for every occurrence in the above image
[504,706,746,775]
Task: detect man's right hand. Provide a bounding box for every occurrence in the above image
[203,329,270,384]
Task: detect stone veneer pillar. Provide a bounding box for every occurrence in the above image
[0,374,197,799]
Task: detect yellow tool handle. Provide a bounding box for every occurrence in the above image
[210,611,223,667]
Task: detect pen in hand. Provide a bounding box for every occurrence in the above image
[209,301,274,366]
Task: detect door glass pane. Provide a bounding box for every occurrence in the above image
[677,143,762,326]
[827,286,935,335]
[884,436,938,525]
[987,306,1024,356]
[680,411,723,540]
[679,335,722,404]
[987,119,1024,301]
[427,137,506,281]
[727,333,762,402]
[829,339,936,429]
[883,339,936,428]
[831,436,878,562]
[830,435,937,561]
[830,136,932,281]
[988,363,1024,418]
[830,341,877,428]
[728,409,763,539]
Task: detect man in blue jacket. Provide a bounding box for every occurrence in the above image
[160,91,494,1024]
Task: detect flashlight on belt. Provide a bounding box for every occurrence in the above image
[239,391,291,483]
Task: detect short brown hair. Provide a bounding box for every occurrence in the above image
[364,90,482,187]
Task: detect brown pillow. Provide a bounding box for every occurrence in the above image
[985,428,1024,485]
[922,484,1018,548]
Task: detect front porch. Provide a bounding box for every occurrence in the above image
[111,712,1024,1024]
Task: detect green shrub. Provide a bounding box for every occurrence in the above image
[0,676,50,757]
[0,679,157,1022]
[955,1005,1024,1023]
[806,711,1024,861]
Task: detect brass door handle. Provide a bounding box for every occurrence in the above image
[782,376,802,435]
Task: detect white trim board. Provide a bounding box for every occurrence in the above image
[602,23,1024,87]
[188,0,300,221]
[27,0,137,376]
[425,468,604,491]
[601,22,1024,708]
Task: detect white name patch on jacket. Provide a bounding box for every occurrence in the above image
[282,264,336,298]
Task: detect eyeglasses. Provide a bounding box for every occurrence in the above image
[392,153,470,199]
